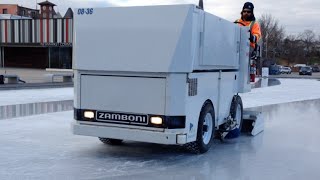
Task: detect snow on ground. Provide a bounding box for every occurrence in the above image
[0,87,73,106]
[0,79,319,107]
[240,79,320,108]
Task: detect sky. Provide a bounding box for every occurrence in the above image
[1,0,320,36]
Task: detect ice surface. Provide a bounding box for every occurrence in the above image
[0,100,319,180]
[1,78,320,179]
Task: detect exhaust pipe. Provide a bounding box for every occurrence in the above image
[198,0,204,10]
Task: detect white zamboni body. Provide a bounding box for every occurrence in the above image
[72,4,262,152]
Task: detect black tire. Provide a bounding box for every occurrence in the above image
[230,95,243,131]
[0,75,4,84]
[185,101,215,154]
[98,137,123,145]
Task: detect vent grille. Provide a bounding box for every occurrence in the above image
[188,78,198,96]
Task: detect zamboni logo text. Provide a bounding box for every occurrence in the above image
[98,112,147,124]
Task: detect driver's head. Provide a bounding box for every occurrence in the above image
[241,2,255,21]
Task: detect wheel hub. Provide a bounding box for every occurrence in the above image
[235,104,242,128]
[202,113,213,145]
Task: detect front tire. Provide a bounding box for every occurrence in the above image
[230,95,243,130]
[185,101,215,154]
[225,95,244,139]
[98,137,123,145]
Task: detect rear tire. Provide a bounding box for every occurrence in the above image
[224,95,244,139]
[230,95,243,130]
[185,101,215,154]
[98,137,123,145]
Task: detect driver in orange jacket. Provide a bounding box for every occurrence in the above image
[235,2,262,49]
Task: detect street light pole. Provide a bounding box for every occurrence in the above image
[265,33,268,59]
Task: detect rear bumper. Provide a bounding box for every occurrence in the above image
[72,121,188,145]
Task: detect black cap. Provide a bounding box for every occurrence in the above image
[243,2,254,11]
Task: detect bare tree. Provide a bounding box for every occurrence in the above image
[298,30,316,64]
[258,14,285,60]
[283,35,305,64]
[299,30,316,51]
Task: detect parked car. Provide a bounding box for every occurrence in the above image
[269,65,281,75]
[312,66,320,72]
[299,66,312,76]
[280,66,292,74]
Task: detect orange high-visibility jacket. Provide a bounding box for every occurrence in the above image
[235,19,262,48]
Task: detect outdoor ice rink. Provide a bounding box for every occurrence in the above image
[1,78,320,180]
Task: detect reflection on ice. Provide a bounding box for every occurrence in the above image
[0,100,73,120]
[253,78,281,88]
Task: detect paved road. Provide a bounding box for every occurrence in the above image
[269,72,320,79]
[0,82,73,90]
[1,100,320,180]
[0,68,53,83]
[0,68,73,90]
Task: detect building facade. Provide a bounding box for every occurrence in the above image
[0,4,39,19]
[0,18,73,69]
[0,1,73,69]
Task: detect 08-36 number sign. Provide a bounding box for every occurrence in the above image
[78,8,94,15]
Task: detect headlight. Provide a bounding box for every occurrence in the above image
[150,117,163,125]
[84,111,95,119]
